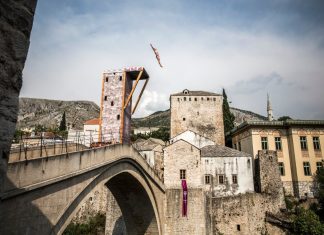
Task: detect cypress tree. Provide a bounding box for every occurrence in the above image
[222,88,235,133]
[59,111,67,131]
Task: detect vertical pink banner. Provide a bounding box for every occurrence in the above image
[181,179,188,217]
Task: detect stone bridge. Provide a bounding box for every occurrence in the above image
[0,144,165,235]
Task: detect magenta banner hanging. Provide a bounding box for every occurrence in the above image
[181,179,188,217]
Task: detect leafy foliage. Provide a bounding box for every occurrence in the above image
[131,127,170,142]
[59,111,67,131]
[315,167,324,221]
[222,89,235,133]
[63,212,106,235]
[278,116,293,121]
[292,207,324,235]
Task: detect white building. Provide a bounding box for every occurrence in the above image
[164,133,254,197]
[133,138,165,179]
[201,145,254,197]
[67,118,100,147]
[170,130,215,148]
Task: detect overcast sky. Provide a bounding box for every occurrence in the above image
[21,0,324,119]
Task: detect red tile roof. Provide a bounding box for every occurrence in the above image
[84,118,100,125]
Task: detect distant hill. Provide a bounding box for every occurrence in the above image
[17,98,100,130]
[17,98,266,130]
[132,107,267,128]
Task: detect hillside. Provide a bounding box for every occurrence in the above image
[17,98,100,130]
[132,107,267,128]
[17,98,266,130]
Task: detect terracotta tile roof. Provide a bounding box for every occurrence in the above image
[84,118,100,125]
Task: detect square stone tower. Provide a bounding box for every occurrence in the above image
[99,67,149,144]
[170,89,224,145]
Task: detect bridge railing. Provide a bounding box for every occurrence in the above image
[9,132,125,162]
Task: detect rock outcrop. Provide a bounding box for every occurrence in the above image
[0,0,38,193]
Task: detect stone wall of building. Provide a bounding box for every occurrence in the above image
[164,189,206,235]
[0,0,38,193]
[207,193,285,235]
[255,150,285,204]
[282,181,294,196]
[170,93,224,145]
[101,71,124,143]
[164,139,202,188]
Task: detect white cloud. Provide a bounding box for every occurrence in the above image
[21,0,324,119]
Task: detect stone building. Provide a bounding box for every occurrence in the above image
[99,67,149,144]
[164,138,254,196]
[170,89,225,145]
[132,137,165,178]
[229,119,324,198]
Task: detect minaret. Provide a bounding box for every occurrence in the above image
[267,93,274,121]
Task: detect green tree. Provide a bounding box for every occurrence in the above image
[315,167,324,221]
[292,207,324,235]
[222,88,235,133]
[59,111,67,131]
[278,116,293,121]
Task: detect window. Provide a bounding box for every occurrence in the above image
[111,101,114,106]
[275,137,282,151]
[313,137,321,150]
[237,225,241,231]
[189,98,191,101]
[180,169,186,179]
[177,98,180,101]
[184,97,186,101]
[117,115,120,120]
[119,76,122,81]
[207,97,210,101]
[278,162,285,176]
[232,175,238,184]
[194,97,197,101]
[105,77,109,82]
[201,97,204,101]
[316,162,323,172]
[183,117,186,121]
[104,96,107,101]
[218,175,224,184]
[261,137,268,150]
[238,142,241,151]
[300,136,307,150]
[234,143,237,149]
[303,162,311,176]
[213,98,216,101]
[205,175,211,184]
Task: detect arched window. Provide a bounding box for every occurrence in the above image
[111,101,114,106]
[104,96,107,101]
[117,114,120,120]
[105,77,109,82]
[119,76,122,81]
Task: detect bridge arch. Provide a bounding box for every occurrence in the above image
[52,158,162,235]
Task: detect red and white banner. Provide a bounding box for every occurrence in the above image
[181,179,188,217]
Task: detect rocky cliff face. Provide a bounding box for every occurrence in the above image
[17,98,100,130]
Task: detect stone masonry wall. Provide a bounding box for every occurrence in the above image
[170,95,224,145]
[208,193,285,235]
[164,189,206,235]
[0,0,38,193]
[101,71,124,143]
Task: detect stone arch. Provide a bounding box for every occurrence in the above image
[52,159,161,235]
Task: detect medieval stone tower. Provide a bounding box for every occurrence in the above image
[99,67,149,144]
[170,89,225,145]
